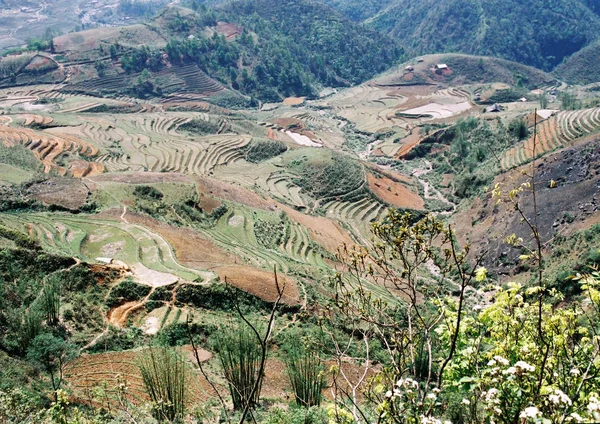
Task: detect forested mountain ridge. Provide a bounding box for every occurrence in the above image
[322,0,600,72]
[103,0,403,102]
[212,0,404,99]
[554,40,600,84]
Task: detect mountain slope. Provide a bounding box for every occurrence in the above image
[554,41,600,84]
[218,0,403,90]
[319,0,395,22]
[365,0,600,71]
[48,1,403,103]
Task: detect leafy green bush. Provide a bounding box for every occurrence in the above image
[175,283,270,312]
[482,88,527,104]
[105,279,151,308]
[178,118,221,135]
[0,144,41,171]
[246,139,287,163]
[254,218,286,249]
[133,185,163,200]
[86,326,145,353]
[149,285,174,302]
[292,153,365,200]
[158,322,217,347]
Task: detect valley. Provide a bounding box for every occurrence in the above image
[1,1,600,423]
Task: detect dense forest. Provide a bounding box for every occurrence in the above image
[321,0,600,71]
[120,1,403,101]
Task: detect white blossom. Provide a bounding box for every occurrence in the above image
[493,355,509,366]
[461,398,470,406]
[385,390,392,398]
[570,368,581,376]
[485,388,499,402]
[514,361,535,373]
[587,395,600,412]
[569,412,583,422]
[419,416,443,424]
[550,389,572,406]
[503,367,517,375]
[519,406,541,419]
[426,393,437,400]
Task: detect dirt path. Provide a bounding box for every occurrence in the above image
[108,286,156,328]
[120,204,128,224]
[412,160,456,216]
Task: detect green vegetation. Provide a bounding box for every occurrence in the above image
[368,0,600,71]
[0,240,120,407]
[133,185,164,201]
[554,41,600,84]
[246,139,287,163]
[175,283,274,313]
[178,117,221,135]
[321,0,394,22]
[406,117,521,199]
[121,0,402,101]
[254,216,286,250]
[0,144,42,172]
[0,54,34,80]
[440,55,555,89]
[106,278,151,308]
[213,321,264,410]
[118,0,168,17]
[290,152,365,200]
[138,347,187,422]
[284,339,325,408]
[482,88,527,104]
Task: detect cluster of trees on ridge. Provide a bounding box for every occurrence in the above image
[118,0,402,101]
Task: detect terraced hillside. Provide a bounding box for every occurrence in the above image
[501,108,600,169]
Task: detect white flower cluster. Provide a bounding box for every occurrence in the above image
[587,394,600,413]
[548,389,572,406]
[504,361,535,375]
[487,355,510,367]
[419,416,451,424]
[385,377,420,398]
[519,406,541,419]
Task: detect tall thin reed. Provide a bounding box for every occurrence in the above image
[40,279,60,326]
[284,340,325,408]
[214,321,264,410]
[138,347,187,422]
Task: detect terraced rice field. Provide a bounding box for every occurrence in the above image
[0,124,102,175]
[212,158,311,208]
[501,107,600,169]
[0,213,212,285]
[321,196,388,241]
[64,348,215,407]
[205,206,329,273]
[318,82,473,134]
[83,111,251,175]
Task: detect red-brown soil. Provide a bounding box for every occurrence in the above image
[27,177,90,210]
[215,265,300,305]
[196,177,277,211]
[367,173,424,210]
[216,22,242,40]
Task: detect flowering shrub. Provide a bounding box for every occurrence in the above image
[327,201,600,424]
